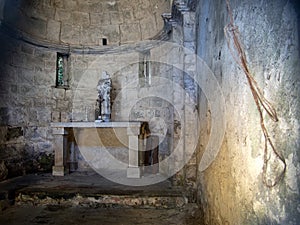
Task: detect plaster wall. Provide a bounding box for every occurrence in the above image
[195,0,300,224]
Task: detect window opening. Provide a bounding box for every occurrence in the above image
[139,51,151,87]
[102,38,107,46]
[56,52,70,88]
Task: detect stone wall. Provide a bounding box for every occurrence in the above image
[0,0,173,179]
[1,1,299,223]
[0,0,197,184]
[3,0,170,46]
[0,35,55,178]
[0,37,179,176]
[194,0,300,224]
[163,0,200,197]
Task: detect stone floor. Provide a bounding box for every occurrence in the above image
[0,171,204,224]
[0,204,203,225]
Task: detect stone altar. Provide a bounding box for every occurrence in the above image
[51,122,142,178]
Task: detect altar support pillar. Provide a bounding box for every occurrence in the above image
[127,125,141,178]
[52,127,69,176]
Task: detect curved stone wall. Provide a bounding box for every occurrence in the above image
[193,0,300,224]
[2,0,171,46]
[0,0,176,179]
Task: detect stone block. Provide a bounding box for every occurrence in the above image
[62,0,77,11]
[131,110,145,120]
[101,25,121,44]
[183,42,196,52]
[124,88,138,101]
[51,111,60,122]
[140,17,157,39]
[39,86,53,99]
[19,85,35,97]
[184,54,196,64]
[30,4,55,21]
[60,112,71,122]
[34,71,55,86]
[10,85,17,94]
[72,11,90,26]
[145,109,155,118]
[0,66,17,83]
[90,13,111,26]
[127,167,141,178]
[110,12,123,25]
[52,165,68,176]
[90,2,104,13]
[118,0,135,10]
[50,0,64,8]
[120,23,141,43]
[183,26,195,42]
[149,97,163,107]
[122,11,134,22]
[6,127,23,141]
[11,53,29,69]
[183,12,195,26]
[19,68,34,85]
[71,57,88,69]
[52,88,65,100]
[23,16,47,39]
[24,56,45,70]
[56,100,70,111]
[77,1,103,13]
[47,19,61,42]
[133,5,146,20]
[64,90,72,102]
[6,107,27,126]
[184,63,196,73]
[34,49,55,60]
[24,126,47,141]
[15,95,33,107]
[21,44,34,55]
[32,98,46,107]
[35,107,51,126]
[55,9,71,21]
[0,161,8,181]
[80,27,101,45]
[60,23,80,44]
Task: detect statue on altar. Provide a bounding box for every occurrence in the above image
[96,71,112,122]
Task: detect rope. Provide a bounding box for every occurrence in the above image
[224,0,286,187]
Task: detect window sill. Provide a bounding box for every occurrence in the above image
[52,85,70,90]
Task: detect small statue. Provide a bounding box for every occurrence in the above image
[96,71,112,122]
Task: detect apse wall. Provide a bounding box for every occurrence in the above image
[0,0,173,179]
[3,0,170,45]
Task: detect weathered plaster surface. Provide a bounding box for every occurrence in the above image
[195,0,300,224]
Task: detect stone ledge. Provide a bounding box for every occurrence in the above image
[50,121,142,128]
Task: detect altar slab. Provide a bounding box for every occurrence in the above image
[51,122,143,178]
[50,121,142,128]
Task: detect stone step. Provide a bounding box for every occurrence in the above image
[15,189,187,209]
[0,172,188,210]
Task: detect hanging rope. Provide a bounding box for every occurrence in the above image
[224,0,286,187]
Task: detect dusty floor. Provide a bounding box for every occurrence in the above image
[0,204,203,225]
[0,171,204,224]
